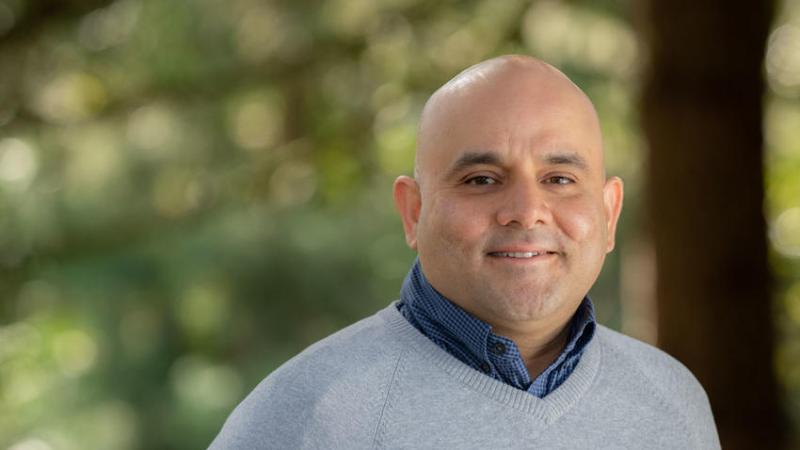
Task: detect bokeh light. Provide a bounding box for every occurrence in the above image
[0,138,38,189]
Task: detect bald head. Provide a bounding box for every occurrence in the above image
[414,55,604,187]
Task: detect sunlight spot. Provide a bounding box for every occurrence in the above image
[31,72,108,124]
[8,438,52,450]
[771,207,800,257]
[170,355,244,411]
[0,138,38,189]
[52,329,98,377]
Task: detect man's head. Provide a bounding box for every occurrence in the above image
[393,55,623,332]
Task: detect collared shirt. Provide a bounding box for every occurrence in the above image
[397,258,596,398]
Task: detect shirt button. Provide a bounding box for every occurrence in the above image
[479,362,491,374]
[491,342,507,355]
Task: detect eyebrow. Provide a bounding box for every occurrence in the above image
[543,151,588,170]
[445,151,503,179]
[444,149,589,179]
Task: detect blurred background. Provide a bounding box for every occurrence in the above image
[0,0,798,449]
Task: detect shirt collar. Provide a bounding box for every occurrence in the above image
[400,259,492,361]
[400,257,596,374]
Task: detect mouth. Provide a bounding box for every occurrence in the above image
[487,250,559,259]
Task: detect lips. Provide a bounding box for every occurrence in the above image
[489,251,541,258]
[487,249,559,258]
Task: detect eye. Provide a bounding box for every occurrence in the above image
[544,175,574,185]
[465,175,498,186]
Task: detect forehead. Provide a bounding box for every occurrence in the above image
[417,67,604,178]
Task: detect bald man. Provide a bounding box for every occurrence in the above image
[210,56,721,449]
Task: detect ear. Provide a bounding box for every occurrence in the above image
[393,175,422,250]
[602,176,624,253]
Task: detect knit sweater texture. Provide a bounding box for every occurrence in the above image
[209,302,721,449]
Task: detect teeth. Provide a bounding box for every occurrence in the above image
[495,252,540,258]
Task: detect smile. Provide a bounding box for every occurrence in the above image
[488,251,557,258]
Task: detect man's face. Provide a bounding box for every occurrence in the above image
[395,63,623,329]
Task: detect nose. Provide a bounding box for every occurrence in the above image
[495,178,552,229]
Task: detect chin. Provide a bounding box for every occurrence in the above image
[486,289,562,322]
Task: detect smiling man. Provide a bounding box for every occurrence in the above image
[210,56,721,449]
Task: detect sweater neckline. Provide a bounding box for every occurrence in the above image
[378,301,603,424]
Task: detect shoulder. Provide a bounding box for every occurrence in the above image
[595,325,709,402]
[275,306,407,378]
[210,305,409,449]
[594,325,719,446]
[595,325,706,400]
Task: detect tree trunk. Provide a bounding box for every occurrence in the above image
[639,1,787,449]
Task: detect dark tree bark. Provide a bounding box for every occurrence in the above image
[639,1,788,449]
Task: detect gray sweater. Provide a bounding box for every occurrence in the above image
[210,302,721,449]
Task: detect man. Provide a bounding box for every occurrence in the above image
[210,55,720,449]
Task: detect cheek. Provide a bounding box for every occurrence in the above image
[556,198,607,245]
[419,197,488,252]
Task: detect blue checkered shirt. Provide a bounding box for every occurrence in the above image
[397,258,596,398]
